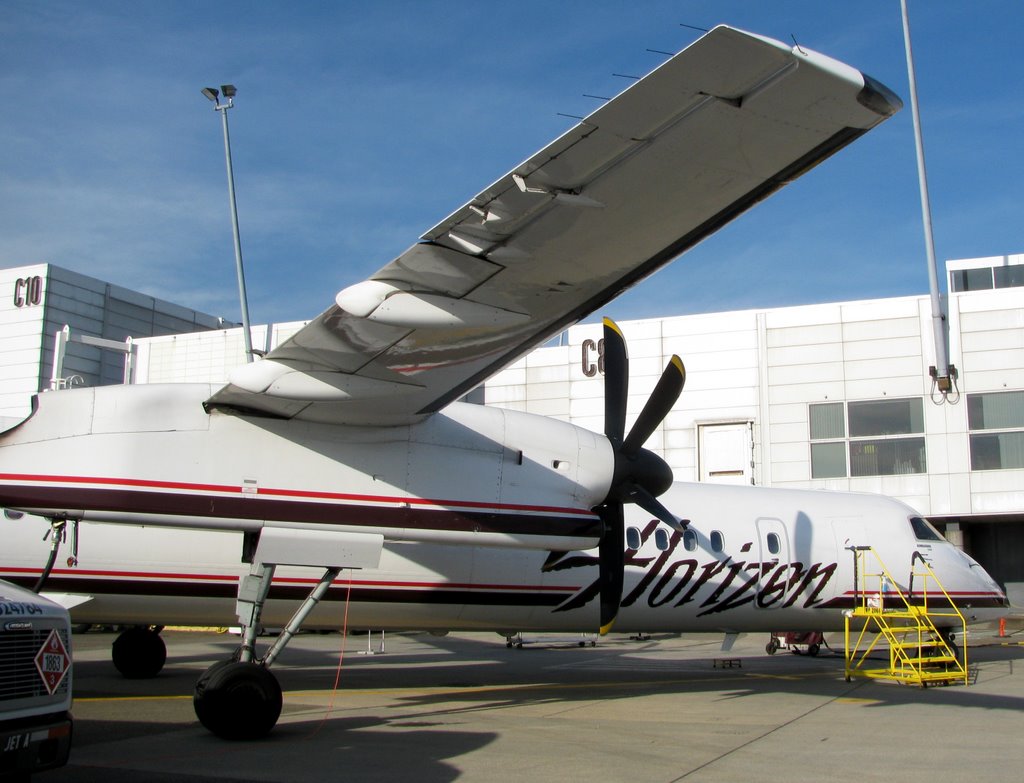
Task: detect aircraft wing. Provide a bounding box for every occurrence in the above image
[206,25,900,425]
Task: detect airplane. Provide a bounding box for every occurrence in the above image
[2,482,1008,639]
[1,483,1008,686]
[0,25,931,739]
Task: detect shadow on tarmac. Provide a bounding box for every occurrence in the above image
[53,628,1024,781]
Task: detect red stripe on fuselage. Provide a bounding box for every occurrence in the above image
[0,473,593,516]
[0,473,602,538]
[0,566,579,594]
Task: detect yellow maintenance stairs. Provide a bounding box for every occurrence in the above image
[844,546,969,687]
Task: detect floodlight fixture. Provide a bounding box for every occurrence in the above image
[201,87,220,103]
[221,84,237,99]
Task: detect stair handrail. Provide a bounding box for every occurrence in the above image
[909,550,966,625]
[846,545,968,685]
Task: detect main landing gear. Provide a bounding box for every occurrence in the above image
[191,526,382,740]
[193,563,340,740]
[194,660,283,740]
[112,626,167,678]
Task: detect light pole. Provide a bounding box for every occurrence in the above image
[202,84,254,363]
[900,1,954,394]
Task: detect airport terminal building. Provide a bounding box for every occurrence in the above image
[2,255,1022,597]
[0,263,222,419]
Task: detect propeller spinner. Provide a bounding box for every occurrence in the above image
[596,318,687,634]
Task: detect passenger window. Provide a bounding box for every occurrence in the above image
[654,528,669,551]
[710,531,724,552]
[767,532,780,555]
[626,527,641,550]
[683,529,698,552]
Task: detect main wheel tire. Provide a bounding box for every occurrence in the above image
[112,627,167,679]
[194,661,283,740]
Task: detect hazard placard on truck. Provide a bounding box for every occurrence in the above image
[0,580,73,777]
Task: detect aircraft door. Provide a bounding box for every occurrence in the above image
[755,517,789,609]
[830,518,867,608]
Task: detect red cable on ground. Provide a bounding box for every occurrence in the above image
[308,571,353,736]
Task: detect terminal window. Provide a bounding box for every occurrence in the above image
[810,398,927,478]
[968,391,1024,470]
[951,267,993,291]
[951,264,1024,292]
[994,265,1024,288]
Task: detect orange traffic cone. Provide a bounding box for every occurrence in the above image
[999,617,1006,637]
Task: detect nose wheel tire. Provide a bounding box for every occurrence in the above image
[194,661,283,740]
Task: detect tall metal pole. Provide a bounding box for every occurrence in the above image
[900,0,952,391]
[208,86,254,363]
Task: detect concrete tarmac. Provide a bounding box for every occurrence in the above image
[46,623,1024,782]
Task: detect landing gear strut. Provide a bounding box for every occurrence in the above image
[192,527,382,739]
[193,562,340,739]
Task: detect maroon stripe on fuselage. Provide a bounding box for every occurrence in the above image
[818,593,1009,610]
[1,573,571,607]
[0,484,601,538]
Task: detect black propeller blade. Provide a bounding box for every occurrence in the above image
[622,355,685,456]
[602,318,629,446]
[596,502,624,636]
[595,317,686,634]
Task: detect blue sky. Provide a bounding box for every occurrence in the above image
[1,1,1021,326]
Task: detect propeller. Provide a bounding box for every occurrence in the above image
[595,317,687,635]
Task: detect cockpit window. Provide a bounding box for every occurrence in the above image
[910,516,944,542]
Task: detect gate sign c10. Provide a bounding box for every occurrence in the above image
[14,276,43,308]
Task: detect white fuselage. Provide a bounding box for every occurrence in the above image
[0,384,1007,635]
[0,384,611,552]
[1,482,1007,635]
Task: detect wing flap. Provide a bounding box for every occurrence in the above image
[206,25,900,425]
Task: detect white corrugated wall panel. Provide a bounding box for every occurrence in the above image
[767,323,843,348]
[961,330,1021,352]
[522,398,571,418]
[963,369,1024,391]
[483,384,526,404]
[842,336,921,362]
[844,377,926,400]
[960,308,1024,332]
[526,346,570,368]
[768,382,845,405]
[843,355,922,381]
[527,381,570,401]
[525,363,570,384]
[769,362,844,386]
[962,348,1024,373]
